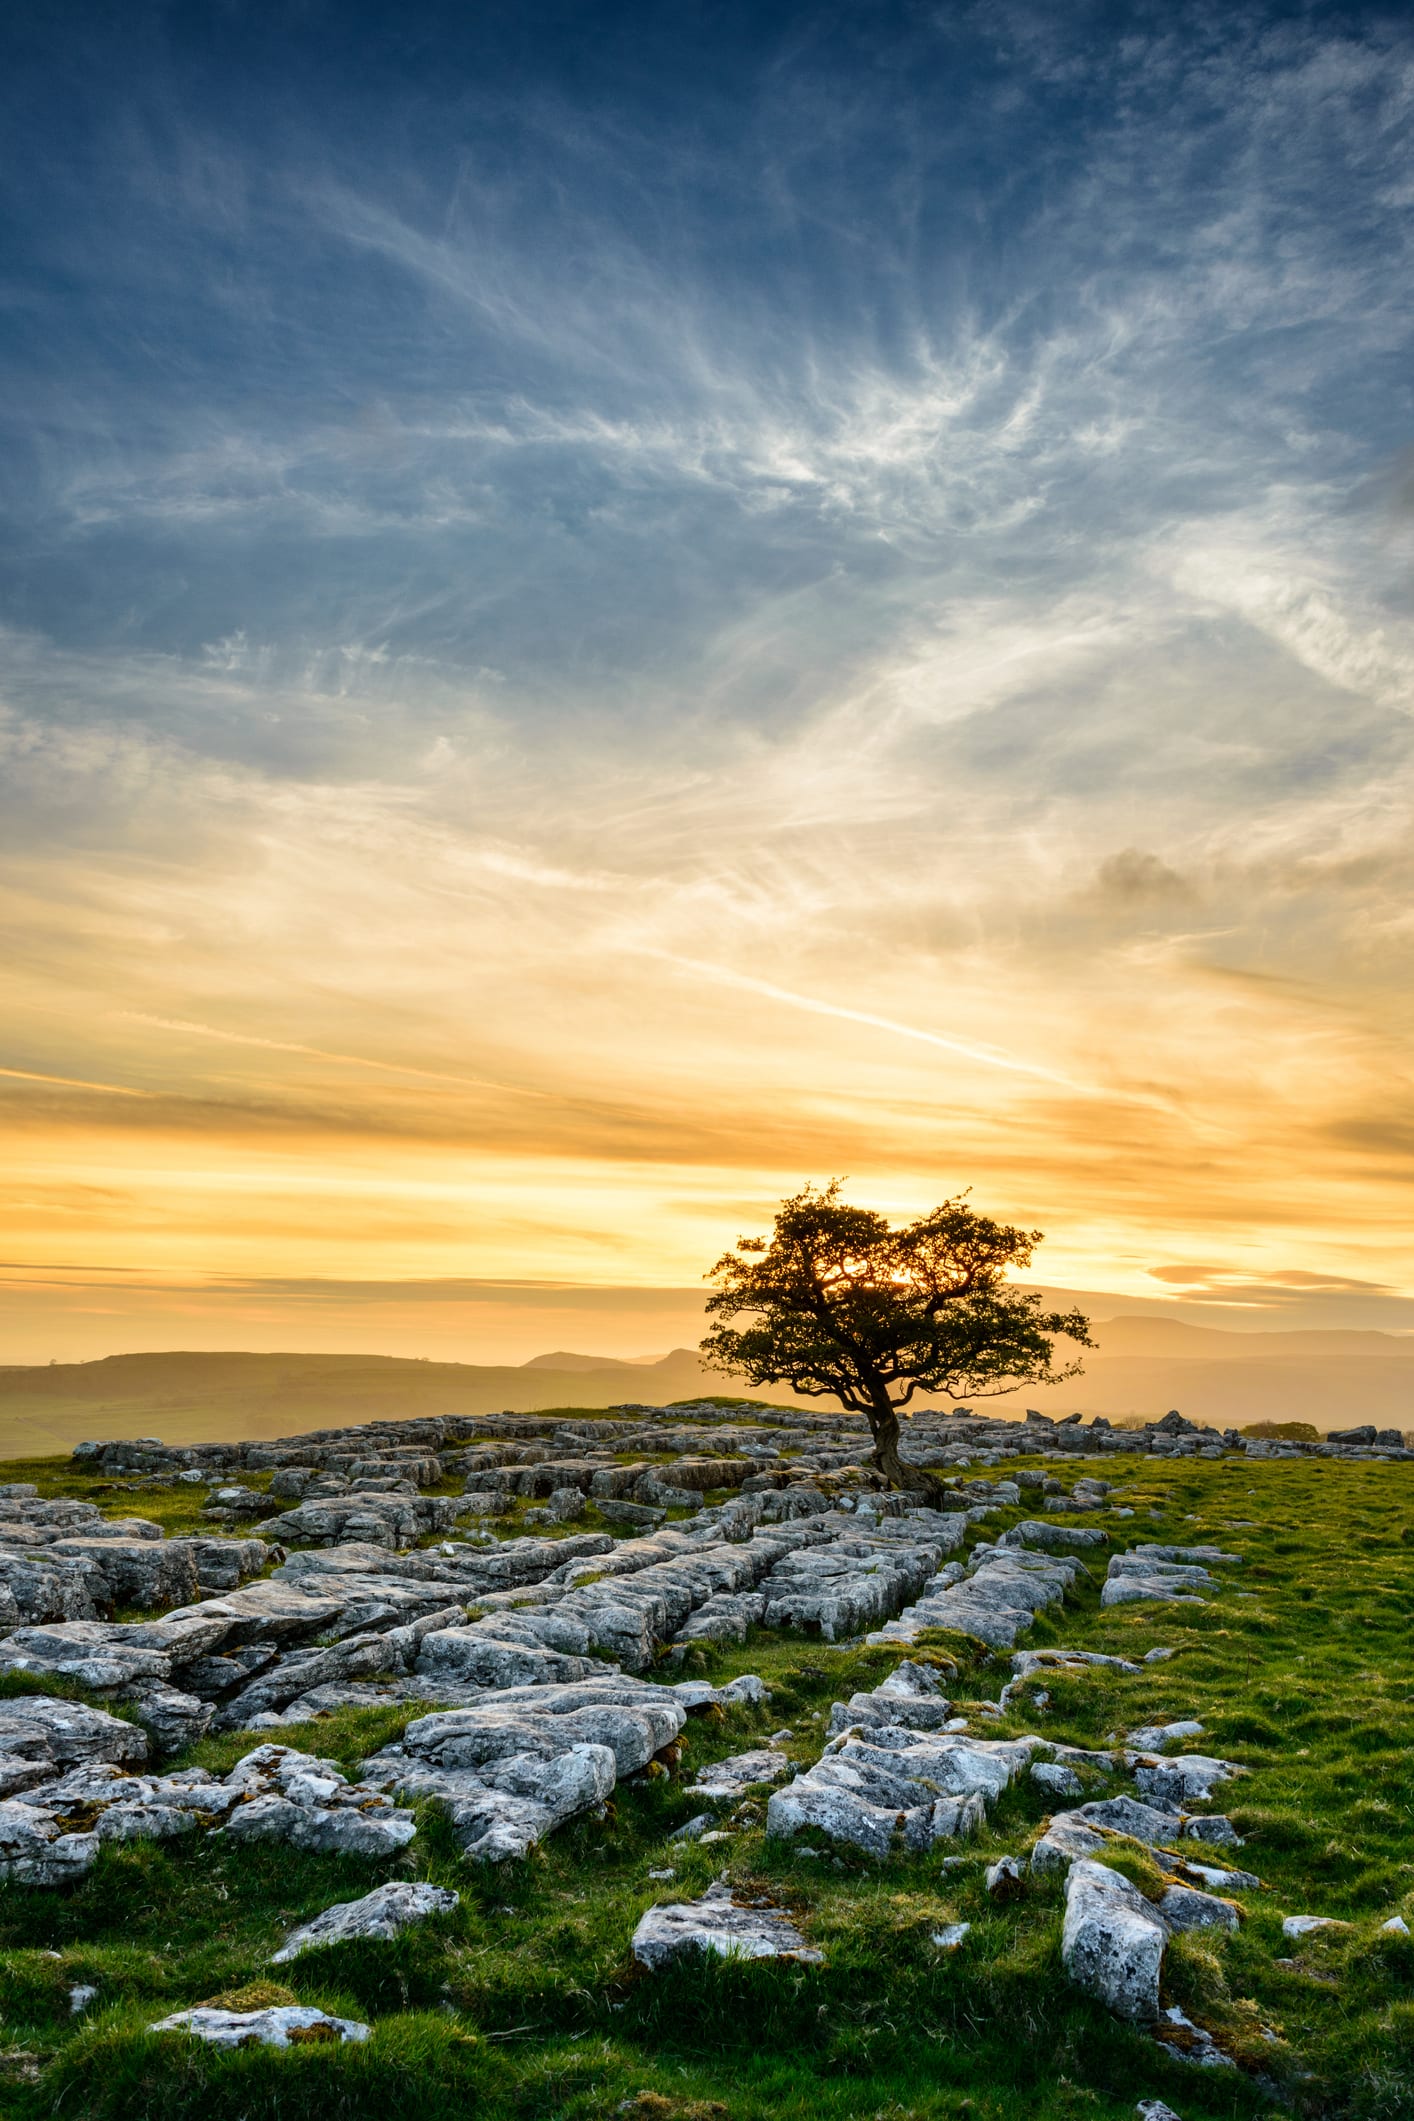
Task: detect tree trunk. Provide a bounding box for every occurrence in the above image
[865,1387,949,1507]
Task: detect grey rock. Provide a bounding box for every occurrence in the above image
[1158,1884,1239,1934]
[1154,2003,1236,2069]
[632,1880,822,1968]
[768,1727,1021,1858]
[1101,1577,1207,1610]
[461,1490,513,1517]
[203,1485,275,1518]
[124,1686,214,1753]
[1133,1754,1241,1809]
[220,1744,417,1858]
[1126,1720,1204,1751]
[673,1590,765,1645]
[1031,1760,1084,1799]
[1030,1813,1109,1874]
[772,1657,1038,1858]
[0,1694,148,1772]
[272,1880,460,1961]
[0,1800,100,1885]
[47,1537,199,1610]
[873,1543,1077,1651]
[414,1625,606,1691]
[362,1678,686,1861]
[150,2004,370,2048]
[161,1580,349,1646]
[985,1855,1025,1894]
[1183,1814,1243,1847]
[365,1743,615,1863]
[0,1549,108,1626]
[1006,1520,1108,1551]
[685,1748,793,1799]
[0,1622,172,1691]
[1281,1913,1346,1938]
[216,1631,405,1728]
[1062,1859,1168,2022]
[1174,1858,1261,1892]
[1073,1797,1184,1846]
[593,1498,666,1528]
[174,1535,269,1593]
[1031,1797,1188,1877]
[13,1761,240,1851]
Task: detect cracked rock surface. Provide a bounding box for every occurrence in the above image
[632,1880,823,1968]
[768,1662,1035,1858]
[271,1880,460,1961]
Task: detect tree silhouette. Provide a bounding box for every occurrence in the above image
[701,1182,1091,1499]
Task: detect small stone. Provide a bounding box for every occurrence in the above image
[1281,1914,1346,1939]
[1133,1754,1240,1809]
[1175,1859,1261,1892]
[1158,1884,1239,1934]
[1380,1915,1410,1935]
[1154,2003,1235,2069]
[717,1675,768,1705]
[1126,1720,1204,1751]
[1030,1760,1082,1799]
[68,1985,98,2013]
[931,1921,970,1949]
[669,1814,713,1842]
[1136,2102,1183,2121]
[1183,1814,1242,1848]
[685,1748,792,1800]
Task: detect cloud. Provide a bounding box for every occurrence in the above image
[2,7,1414,1349]
[1149,1264,1392,1300]
[1092,850,1195,906]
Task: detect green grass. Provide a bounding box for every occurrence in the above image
[0,1453,1411,2119]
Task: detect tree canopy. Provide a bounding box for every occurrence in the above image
[700,1182,1091,1494]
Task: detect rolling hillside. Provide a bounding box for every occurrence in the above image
[0,1315,1411,1457]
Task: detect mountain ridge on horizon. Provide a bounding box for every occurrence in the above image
[0,1313,1411,1459]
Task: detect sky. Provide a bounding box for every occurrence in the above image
[3,0,1414,1366]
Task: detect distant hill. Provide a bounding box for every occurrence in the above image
[0,1347,745,1460]
[0,1314,1410,1459]
[1001,1314,1414,1430]
[519,1350,665,1373]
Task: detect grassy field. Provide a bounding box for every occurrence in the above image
[0,1451,1410,2121]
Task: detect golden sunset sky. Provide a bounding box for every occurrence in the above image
[4,7,1414,1364]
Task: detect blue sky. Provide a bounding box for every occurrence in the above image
[3,1,1414,1360]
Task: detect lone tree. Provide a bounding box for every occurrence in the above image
[701,1182,1091,1499]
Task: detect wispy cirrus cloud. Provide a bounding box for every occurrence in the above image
[1,4,1413,1359]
